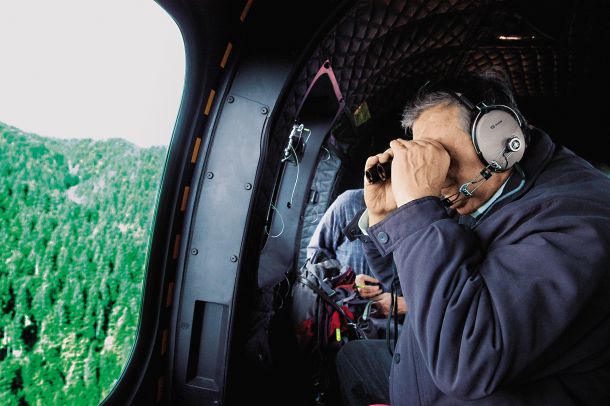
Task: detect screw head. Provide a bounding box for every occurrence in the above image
[230,255,238,263]
[261,106,269,115]
[245,183,252,190]
[191,248,198,255]
[206,172,214,179]
[508,138,522,152]
[227,96,234,103]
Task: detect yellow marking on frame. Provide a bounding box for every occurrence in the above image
[191,137,202,163]
[180,186,190,212]
[166,282,175,307]
[240,0,253,22]
[204,89,216,116]
[173,234,181,259]
[220,42,233,68]
[161,329,169,355]
[156,376,165,402]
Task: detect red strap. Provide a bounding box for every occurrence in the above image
[329,305,355,336]
[330,311,341,333]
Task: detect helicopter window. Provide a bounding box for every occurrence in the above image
[0,1,184,404]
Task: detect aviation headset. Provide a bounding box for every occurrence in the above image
[418,76,528,173]
[366,74,528,184]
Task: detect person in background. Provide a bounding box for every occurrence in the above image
[307,188,406,325]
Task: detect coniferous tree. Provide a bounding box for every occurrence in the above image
[0,122,167,404]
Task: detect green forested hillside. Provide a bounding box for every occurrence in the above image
[0,122,167,405]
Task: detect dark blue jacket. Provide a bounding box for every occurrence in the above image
[361,130,610,405]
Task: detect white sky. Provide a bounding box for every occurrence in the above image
[0,0,185,147]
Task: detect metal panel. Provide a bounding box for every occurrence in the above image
[173,95,268,405]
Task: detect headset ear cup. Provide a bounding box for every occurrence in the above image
[471,106,526,171]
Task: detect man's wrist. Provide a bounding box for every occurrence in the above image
[357,210,370,236]
[369,212,386,226]
[398,297,408,315]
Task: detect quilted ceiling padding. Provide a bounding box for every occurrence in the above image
[271,0,609,165]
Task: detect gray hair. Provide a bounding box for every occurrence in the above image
[401,68,522,139]
[400,91,471,136]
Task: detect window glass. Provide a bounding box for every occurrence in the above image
[0,1,185,404]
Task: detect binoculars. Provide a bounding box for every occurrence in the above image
[365,161,392,184]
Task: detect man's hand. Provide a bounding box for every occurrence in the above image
[363,149,397,226]
[356,274,408,318]
[371,293,408,318]
[355,274,383,299]
[389,138,450,207]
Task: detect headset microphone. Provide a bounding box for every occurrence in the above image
[440,135,522,208]
[440,193,461,208]
[440,168,492,208]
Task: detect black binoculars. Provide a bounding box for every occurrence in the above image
[365,161,392,184]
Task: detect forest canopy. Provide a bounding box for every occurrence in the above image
[0,122,167,405]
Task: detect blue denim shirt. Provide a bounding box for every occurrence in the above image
[306,189,371,276]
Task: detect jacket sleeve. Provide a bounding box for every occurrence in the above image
[361,232,396,291]
[367,196,610,400]
[343,207,396,290]
[307,190,356,260]
[306,204,338,261]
